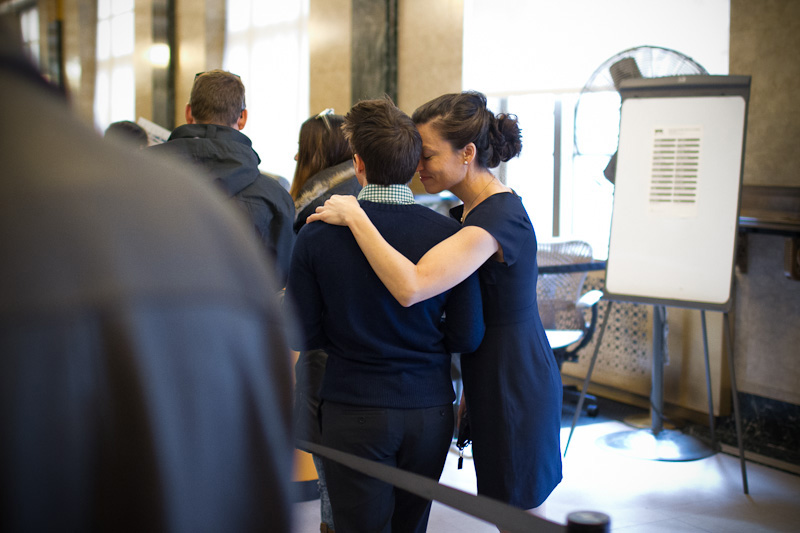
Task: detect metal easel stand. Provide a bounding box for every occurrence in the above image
[597,304,715,460]
[723,310,750,494]
[564,300,613,456]
[567,301,749,494]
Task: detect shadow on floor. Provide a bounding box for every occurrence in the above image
[561,393,647,429]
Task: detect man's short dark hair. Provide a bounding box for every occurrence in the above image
[189,70,246,126]
[342,97,422,186]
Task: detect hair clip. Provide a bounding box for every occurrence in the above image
[316,108,335,131]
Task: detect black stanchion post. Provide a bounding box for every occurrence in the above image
[566,511,610,532]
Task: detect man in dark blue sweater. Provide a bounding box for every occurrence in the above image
[286,97,484,533]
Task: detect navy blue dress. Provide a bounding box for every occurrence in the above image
[454,192,563,509]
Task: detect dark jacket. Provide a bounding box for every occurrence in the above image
[1,52,294,532]
[291,161,361,443]
[293,160,361,233]
[287,201,485,409]
[151,123,295,285]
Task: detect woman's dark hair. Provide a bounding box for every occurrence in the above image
[290,112,353,200]
[411,90,522,169]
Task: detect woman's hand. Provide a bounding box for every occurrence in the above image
[306,194,363,226]
[305,193,497,307]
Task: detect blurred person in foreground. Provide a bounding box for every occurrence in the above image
[0,28,295,532]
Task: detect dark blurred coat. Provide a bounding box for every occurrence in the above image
[0,47,295,532]
[151,123,295,286]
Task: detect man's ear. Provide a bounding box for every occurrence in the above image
[353,154,367,186]
[185,104,195,124]
[235,109,248,130]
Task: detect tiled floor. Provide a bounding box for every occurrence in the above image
[292,420,800,532]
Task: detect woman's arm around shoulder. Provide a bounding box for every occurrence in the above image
[307,195,498,306]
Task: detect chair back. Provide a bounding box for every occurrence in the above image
[537,240,594,331]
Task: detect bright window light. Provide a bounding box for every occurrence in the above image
[464,0,730,258]
[109,65,135,123]
[148,43,171,67]
[110,11,134,57]
[20,7,40,66]
[98,0,110,19]
[94,0,135,133]
[111,0,134,16]
[224,0,310,182]
[96,19,111,61]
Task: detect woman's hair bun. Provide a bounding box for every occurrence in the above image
[487,113,522,167]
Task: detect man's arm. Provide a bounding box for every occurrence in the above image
[241,177,295,287]
[266,187,295,286]
[283,233,326,351]
[441,271,485,355]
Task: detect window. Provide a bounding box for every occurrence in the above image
[464,0,730,258]
[20,7,40,67]
[224,0,310,181]
[94,0,135,133]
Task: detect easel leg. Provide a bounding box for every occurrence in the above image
[565,300,613,457]
[651,305,666,435]
[723,311,749,494]
[700,310,716,446]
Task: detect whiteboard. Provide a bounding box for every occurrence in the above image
[605,90,747,310]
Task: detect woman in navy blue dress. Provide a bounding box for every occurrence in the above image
[308,91,562,517]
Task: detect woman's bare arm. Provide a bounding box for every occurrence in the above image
[307,195,498,306]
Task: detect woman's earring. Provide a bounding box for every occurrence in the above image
[464,159,469,165]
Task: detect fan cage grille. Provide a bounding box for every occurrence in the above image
[573,45,708,156]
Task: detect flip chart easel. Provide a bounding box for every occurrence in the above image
[577,76,751,492]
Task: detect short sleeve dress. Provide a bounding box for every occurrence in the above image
[453,191,563,509]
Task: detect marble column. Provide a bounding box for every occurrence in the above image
[351,0,397,104]
[152,0,175,130]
